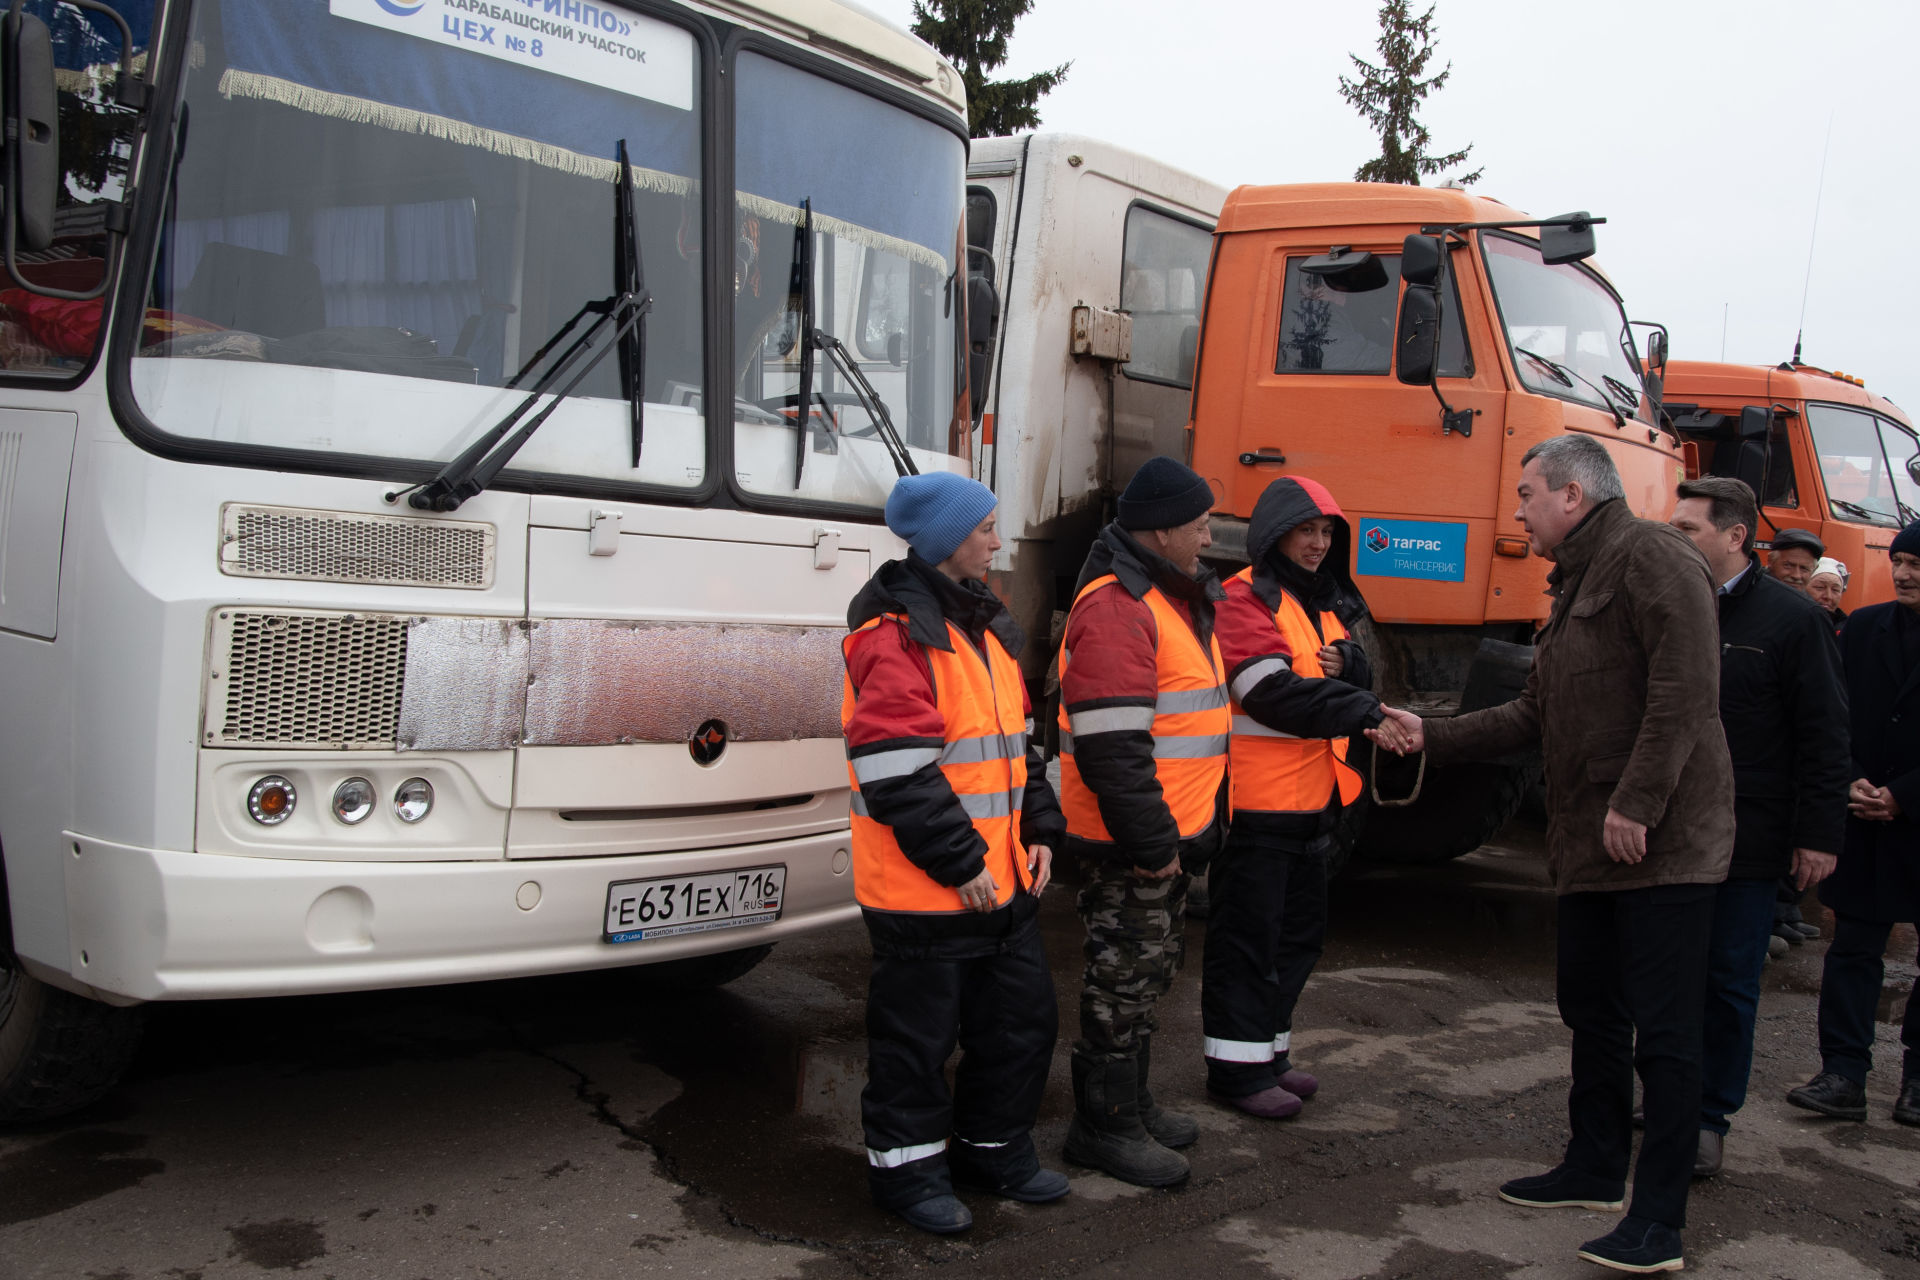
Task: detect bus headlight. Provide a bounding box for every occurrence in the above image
[331,777,376,825]
[247,775,297,825]
[394,777,434,824]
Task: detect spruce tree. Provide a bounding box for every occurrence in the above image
[911,0,1070,138]
[1339,1,1481,186]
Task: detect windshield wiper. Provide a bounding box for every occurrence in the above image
[1515,346,1626,427]
[395,141,653,513]
[783,199,916,486]
[612,139,648,466]
[1829,497,1898,526]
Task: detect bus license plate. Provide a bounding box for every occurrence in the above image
[603,865,786,944]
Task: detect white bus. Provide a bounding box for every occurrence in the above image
[0,0,974,1122]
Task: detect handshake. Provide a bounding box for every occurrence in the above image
[1362,705,1425,757]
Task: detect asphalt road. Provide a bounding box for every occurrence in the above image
[3,825,1917,1280]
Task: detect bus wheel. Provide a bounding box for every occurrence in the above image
[0,960,146,1127]
[629,944,774,993]
[1355,758,1533,865]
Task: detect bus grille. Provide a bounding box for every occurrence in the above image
[209,610,409,749]
[219,504,494,589]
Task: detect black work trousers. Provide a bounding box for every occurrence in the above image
[1199,824,1329,1096]
[1556,882,1714,1230]
[861,905,1057,1210]
[1816,912,1919,1086]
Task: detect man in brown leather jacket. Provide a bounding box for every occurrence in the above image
[1380,434,1733,1275]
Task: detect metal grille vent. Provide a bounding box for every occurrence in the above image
[220,504,494,590]
[209,611,409,749]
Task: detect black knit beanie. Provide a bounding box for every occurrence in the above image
[1116,456,1214,530]
[1891,521,1920,560]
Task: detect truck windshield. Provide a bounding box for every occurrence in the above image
[731,52,966,510]
[1807,403,1920,527]
[1482,233,1647,421]
[130,1,709,491]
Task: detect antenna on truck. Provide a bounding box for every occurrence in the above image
[1791,114,1834,366]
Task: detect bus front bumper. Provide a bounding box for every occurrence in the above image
[43,830,858,1002]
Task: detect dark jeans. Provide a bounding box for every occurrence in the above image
[862,919,1057,1209]
[1199,826,1329,1096]
[1557,883,1714,1230]
[1700,877,1780,1133]
[1816,912,1920,1086]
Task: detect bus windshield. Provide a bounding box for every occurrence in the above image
[1482,233,1648,422]
[130,0,710,491]
[731,52,966,510]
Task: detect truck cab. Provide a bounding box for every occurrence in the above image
[1663,360,1917,609]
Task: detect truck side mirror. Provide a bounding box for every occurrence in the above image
[1645,328,1668,371]
[4,10,60,253]
[966,246,1000,426]
[1737,404,1771,440]
[1539,213,1596,266]
[1401,232,1442,287]
[1394,281,1440,387]
[1908,453,1920,489]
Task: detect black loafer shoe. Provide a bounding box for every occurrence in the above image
[1693,1129,1723,1178]
[956,1167,1070,1203]
[896,1194,972,1235]
[1577,1215,1684,1273]
[1786,1071,1868,1121]
[1895,1078,1920,1127]
[1498,1164,1626,1211]
[1773,922,1806,947]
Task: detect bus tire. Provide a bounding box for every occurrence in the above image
[0,963,145,1127]
[1355,758,1533,865]
[629,944,775,993]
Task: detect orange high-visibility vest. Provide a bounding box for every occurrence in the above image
[1058,575,1229,843]
[842,615,1032,914]
[1226,567,1363,818]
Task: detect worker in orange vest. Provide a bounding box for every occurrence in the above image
[1202,475,1408,1117]
[1058,456,1230,1187]
[842,471,1068,1235]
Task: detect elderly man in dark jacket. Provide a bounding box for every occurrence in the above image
[1787,523,1920,1128]
[1381,435,1733,1275]
[1668,477,1848,1175]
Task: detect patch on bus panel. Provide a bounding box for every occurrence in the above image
[521,620,845,746]
[1355,519,1468,583]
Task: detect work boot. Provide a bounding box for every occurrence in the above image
[1894,1077,1920,1127]
[1693,1129,1723,1178]
[1773,921,1806,947]
[895,1194,971,1235]
[1275,1064,1320,1101]
[1786,1071,1868,1121]
[1208,1083,1302,1119]
[1136,1035,1198,1149]
[1064,1052,1190,1187]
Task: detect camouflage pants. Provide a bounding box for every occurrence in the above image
[1076,860,1189,1060]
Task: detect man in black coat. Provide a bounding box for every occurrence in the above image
[1789,523,1920,1127]
[1669,479,1849,1172]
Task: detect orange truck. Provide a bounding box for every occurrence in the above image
[1661,359,1918,609]
[1188,183,1686,862]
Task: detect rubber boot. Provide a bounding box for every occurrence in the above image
[1064,1052,1190,1187]
[1137,1035,1198,1150]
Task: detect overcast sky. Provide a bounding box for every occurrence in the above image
[866,0,1920,418]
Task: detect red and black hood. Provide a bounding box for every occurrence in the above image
[1247,476,1365,621]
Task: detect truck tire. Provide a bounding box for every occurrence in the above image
[1354,756,1533,865]
[629,944,774,993]
[0,962,145,1127]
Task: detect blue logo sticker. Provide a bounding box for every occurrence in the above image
[1356,518,1468,582]
[373,0,424,15]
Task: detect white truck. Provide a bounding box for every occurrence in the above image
[963,133,1226,687]
[0,0,975,1122]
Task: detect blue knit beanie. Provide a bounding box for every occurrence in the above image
[885,472,998,565]
[1892,520,1920,560]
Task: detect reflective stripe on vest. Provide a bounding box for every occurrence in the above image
[1057,575,1230,843]
[1226,566,1363,817]
[842,614,1031,914]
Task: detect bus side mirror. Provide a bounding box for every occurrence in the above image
[1540,213,1596,266]
[3,10,60,253]
[966,246,1000,426]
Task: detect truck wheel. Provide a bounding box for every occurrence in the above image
[629,944,774,993]
[1354,757,1533,865]
[0,961,145,1127]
